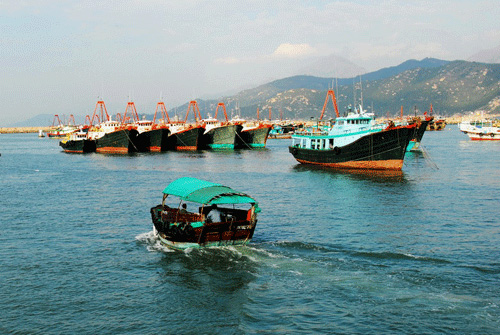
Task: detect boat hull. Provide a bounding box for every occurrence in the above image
[200,124,239,149]
[59,139,96,153]
[236,125,272,148]
[466,132,500,140]
[167,126,201,151]
[150,205,256,250]
[289,126,415,170]
[136,128,170,152]
[96,129,139,154]
[407,118,431,152]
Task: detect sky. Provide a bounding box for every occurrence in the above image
[1,0,500,126]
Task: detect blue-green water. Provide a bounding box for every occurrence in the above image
[1,126,499,334]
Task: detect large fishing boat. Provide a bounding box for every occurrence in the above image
[147,101,171,152]
[289,90,416,170]
[236,121,273,148]
[150,177,260,250]
[401,107,433,152]
[59,129,96,153]
[199,102,239,149]
[47,115,78,138]
[87,101,140,154]
[459,118,500,140]
[234,108,273,148]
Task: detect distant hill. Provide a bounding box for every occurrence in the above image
[11,58,500,125]
[468,44,500,64]
[220,59,500,120]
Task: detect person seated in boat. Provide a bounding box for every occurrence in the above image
[179,203,188,214]
[206,204,222,223]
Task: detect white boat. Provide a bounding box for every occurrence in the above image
[459,118,500,140]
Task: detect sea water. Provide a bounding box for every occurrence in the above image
[1,127,499,334]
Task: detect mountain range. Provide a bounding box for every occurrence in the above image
[11,55,500,126]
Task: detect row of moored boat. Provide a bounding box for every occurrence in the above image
[56,100,273,153]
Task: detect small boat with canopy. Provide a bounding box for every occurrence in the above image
[150,177,260,250]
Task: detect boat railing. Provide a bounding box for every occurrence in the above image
[161,206,204,223]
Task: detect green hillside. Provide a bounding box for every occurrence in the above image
[224,60,500,120]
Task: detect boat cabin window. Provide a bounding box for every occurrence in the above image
[337,120,344,125]
[329,139,334,148]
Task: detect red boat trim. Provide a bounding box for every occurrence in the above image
[296,158,404,170]
[176,146,197,151]
[150,146,162,152]
[63,149,84,153]
[96,147,128,154]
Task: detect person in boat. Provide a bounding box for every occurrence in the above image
[206,204,222,223]
[179,203,188,214]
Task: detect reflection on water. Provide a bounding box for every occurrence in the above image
[291,163,407,183]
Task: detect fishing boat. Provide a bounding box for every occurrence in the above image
[426,105,446,131]
[236,121,272,148]
[59,129,96,153]
[161,101,203,151]
[234,108,273,148]
[87,100,140,154]
[199,102,240,149]
[150,177,261,250]
[459,117,500,140]
[147,101,171,152]
[47,115,78,138]
[406,115,433,152]
[399,106,433,152]
[289,90,416,170]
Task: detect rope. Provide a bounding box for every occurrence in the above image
[122,128,139,152]
[234,127,253,149]
[421,145,439,170]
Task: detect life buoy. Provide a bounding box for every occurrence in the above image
[334,146,341,155]
[490,133,495,138]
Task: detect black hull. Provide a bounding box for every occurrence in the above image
[236,126,271,148]
[59,139,96,153]
[136,128,170,152]
[413,118,432,142]
[96,129,139,154]
[167,127,201,151]
[289,126,416,170]
[200,124,239,149]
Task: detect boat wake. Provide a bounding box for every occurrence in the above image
[135,230,175,253]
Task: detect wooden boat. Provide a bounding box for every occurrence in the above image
[289,90,416,170]
[150,177,260,250]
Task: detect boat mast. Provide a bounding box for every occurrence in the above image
[185,100,201,123]
[215,102,229,122]
[319,89,340,120]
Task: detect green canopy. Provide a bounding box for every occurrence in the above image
[162,177,258,206]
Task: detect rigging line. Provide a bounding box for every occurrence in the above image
[122,128,139,152]
[234,128,253,149]
[421,145,439,170]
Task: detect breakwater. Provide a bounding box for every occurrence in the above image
[0,127,52,134]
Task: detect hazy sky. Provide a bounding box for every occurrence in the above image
[1,0,499,125]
